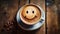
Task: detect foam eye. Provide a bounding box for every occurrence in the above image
[26,11,28,14]
[32,11,34,14]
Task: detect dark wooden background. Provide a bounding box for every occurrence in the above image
[0,0,60,34]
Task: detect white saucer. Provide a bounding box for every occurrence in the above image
[16,5,45,30]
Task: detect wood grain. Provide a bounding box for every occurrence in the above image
[0,0,59,34]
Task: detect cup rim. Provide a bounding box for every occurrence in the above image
[19,4,43,25]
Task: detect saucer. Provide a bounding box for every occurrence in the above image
[16,5,45,30]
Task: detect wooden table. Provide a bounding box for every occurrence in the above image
[0,0,59,34]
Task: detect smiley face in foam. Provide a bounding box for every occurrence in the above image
[23,6,37,19]
[20,5,41,25]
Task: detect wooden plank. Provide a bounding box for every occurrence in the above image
[47,3,58,34]
[0,0,18,34]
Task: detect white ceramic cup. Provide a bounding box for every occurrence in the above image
[16,4,45,30]
[20,4,42,25]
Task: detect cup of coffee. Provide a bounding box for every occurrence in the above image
[20,4,42,25]
[16,4,45,30]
